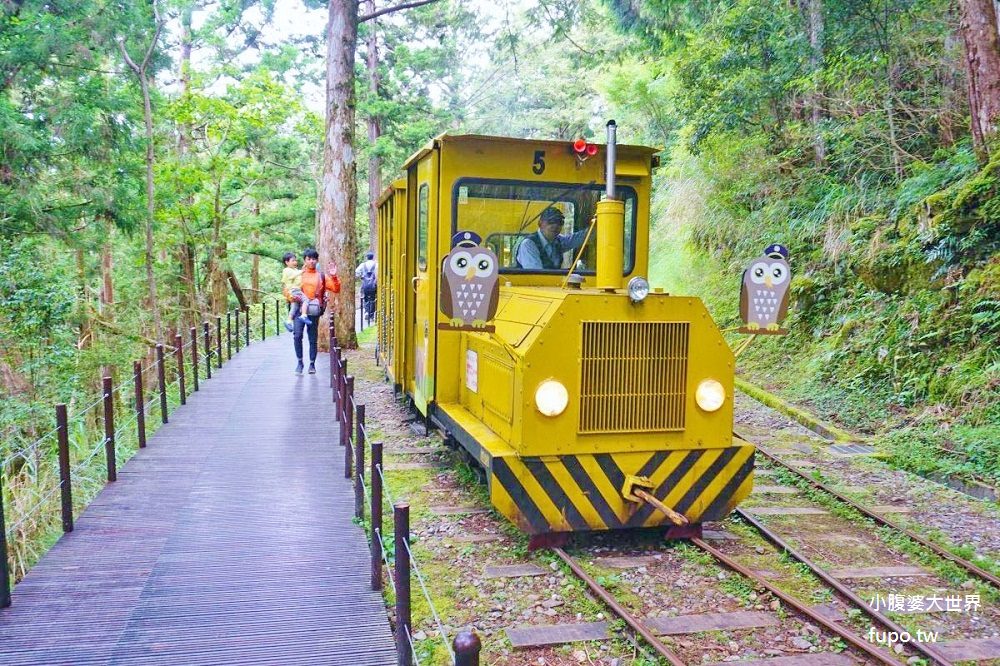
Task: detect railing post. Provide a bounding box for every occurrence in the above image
[371,441,383,591]
[355,403,365,520]
[103,376,117,482]
[394,503,412,666]
[56,404,73,533]
[339,360,349,447]
[275,298,281,336]
[345,377,355,479]
[216,316,223,369]
[454,631,482,666]
[203,321,212,380]
[226,311,232,360]
[0,469,10,608]
[244,305,250,346]
[174,333,186,406]
[156,344,168,424]
[234,308,241,353]
[190,326,199,392]
[332,346,340,403]
[329,312,337,387]
[134,361,146,449]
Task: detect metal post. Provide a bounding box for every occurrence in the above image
[275,298,280,336]
[0,470,10,608]
[203,322,212,380]
[226,311,232,360]
[339,360,349,447]
[134,361,146,449]
[394,503,412,666]
[454,631,482,666]
[355,404,365,520]
[56,404,73,533]
[332,346,340,403]
[156,344,168,424]
[371,441,383,591]
[216,316,223,369]
[174,333,186,406]
[345,377,355,479]
[234,309,241,353]
[103,376,117,482]
[190,326,199,392]
[244,306,249,346]
[329,313,337,387]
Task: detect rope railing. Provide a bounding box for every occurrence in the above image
[70,437,111,477]
[0,427,60,470]
[4,481,62,538]
[1,303,286,608]
[402,536,457,664]
[329,334,480,666]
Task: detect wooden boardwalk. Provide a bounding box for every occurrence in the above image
[0,336,396,665]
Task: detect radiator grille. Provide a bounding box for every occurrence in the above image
[579,322,689,433]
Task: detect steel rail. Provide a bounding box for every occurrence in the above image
[743,434,1000,590]
[733,509,956,666]
[691,537,902,666]
[552,547,686,666]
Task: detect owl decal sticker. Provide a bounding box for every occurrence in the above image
[438,231,500,333]
[739,243,791,335]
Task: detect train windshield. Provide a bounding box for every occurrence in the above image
[452,179,637,275]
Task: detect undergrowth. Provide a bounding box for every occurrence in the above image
[650,145,1000,486]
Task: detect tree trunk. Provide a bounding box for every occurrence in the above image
[808,0,826,165]
[119,8,165,342]
[76,248,92,351]
[177,4,199,328]
[319,0,360,350]
[139,75,162,341]
[207,180,229,314]
[100,219,114,320]
[959,0,1000,160]
[251,210,260,304]
[366,0,381,253]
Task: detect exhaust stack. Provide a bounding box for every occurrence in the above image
[596,120,624,291]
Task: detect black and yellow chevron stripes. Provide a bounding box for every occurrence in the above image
[490,445,755,534]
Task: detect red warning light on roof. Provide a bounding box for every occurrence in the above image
[585,143,599,156]
[573,139,587,153]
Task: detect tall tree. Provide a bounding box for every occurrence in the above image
[958,0,1000,160]
[364,0,382,252]
[119,0,166,342]
[320,0,441,349]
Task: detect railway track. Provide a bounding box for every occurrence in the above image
[541,433,999,666]
[744,435,1000,591]
[553,540,899,666]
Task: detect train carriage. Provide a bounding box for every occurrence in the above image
[376,122,754,546]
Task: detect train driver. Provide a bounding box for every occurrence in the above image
[514,207,591,270]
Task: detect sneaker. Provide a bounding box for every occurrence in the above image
[295,361,304,375]
[284,320,294,332]
[308,363,316,374]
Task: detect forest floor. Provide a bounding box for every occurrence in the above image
[345,327,1000,666]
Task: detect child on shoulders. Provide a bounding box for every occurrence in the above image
[281,252,311,331]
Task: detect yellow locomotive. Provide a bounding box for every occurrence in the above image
[375,122,754,546]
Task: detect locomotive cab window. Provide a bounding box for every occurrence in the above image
[452,179,637,275]
[417,184,429,271]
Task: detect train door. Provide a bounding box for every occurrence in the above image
[409,153,439,414]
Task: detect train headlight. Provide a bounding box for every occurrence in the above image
[695,379,726,412]
[627,276,650,303]
[535,380,569,417]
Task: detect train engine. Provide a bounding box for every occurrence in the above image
[376,122,754,546]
